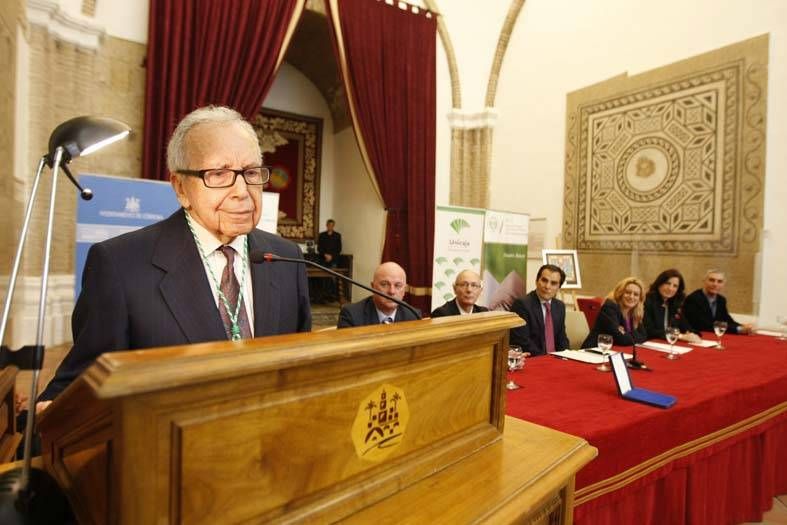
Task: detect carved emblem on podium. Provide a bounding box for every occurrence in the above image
[351,384,410,461]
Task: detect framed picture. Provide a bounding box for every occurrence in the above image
[542,249,582,289]
[252,108,323,241]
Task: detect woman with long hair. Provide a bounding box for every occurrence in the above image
[582,277,648,348]
[643,269,700,342]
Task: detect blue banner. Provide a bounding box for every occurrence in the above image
[75,173,180,298]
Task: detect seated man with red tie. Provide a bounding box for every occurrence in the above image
[509,264,570,356]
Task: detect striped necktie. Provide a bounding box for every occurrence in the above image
[217,245,252,340]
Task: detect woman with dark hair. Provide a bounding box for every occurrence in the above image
[582,277,648,348]
[643,269,701,342]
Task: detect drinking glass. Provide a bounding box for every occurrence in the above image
[713,321,728,350]
[506,346,524,390]
[777,315,787,341]
[665,326,680,360]
[596,334,613,372]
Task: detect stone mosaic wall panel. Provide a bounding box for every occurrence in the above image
[563,35,768,312]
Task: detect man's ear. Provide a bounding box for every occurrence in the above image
[170,173,191,209]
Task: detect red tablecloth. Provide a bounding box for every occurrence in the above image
[506,333,787,525]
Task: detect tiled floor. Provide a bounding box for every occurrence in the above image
[745,496,787,525]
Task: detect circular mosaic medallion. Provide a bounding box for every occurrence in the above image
[616,137,681,202]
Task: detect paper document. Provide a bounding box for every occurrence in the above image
[688,339,719,348]
[553,349,633,364]
[639,341,692,354]
[755,329,785,337]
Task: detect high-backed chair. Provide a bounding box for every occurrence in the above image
[565,310,591,350]
[577,297,603,329]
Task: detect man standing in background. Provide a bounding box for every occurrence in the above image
[318,219,342,268]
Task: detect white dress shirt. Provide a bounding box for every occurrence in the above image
[187,213,255,336]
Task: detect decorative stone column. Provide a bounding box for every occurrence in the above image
[448,109,497,210]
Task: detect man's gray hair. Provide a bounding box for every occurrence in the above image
[454,269,482,286]
[166,105,260,172]
[704,268,725,279]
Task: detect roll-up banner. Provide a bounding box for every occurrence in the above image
[480,210,529,311]
[430,206,485,312]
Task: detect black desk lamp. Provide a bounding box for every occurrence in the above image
[0,116,130,523]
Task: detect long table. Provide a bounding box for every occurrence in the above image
[506,333,787,525]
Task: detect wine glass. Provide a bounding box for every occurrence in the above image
[665,326,680,360]
[777,315,787,341]
[713,321,728,350]
[506,346,524,390]
[596,334,613,372]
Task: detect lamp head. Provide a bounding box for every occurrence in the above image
[46,116,131,166]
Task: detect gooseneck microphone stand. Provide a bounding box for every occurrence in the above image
[250,251,422,320]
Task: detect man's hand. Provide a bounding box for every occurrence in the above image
[15,392,28,413]
[35,401,52,415]
[14,394,52,415]
[739,323,753,335]
[680,332,701,343]
[324,254,333,263]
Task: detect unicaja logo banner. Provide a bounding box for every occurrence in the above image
[450,217,470,234]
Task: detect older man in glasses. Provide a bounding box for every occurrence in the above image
[38,106,311,406]
[431,270,489,318]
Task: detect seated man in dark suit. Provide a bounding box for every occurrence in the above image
[431,270,489,317]
[682,269,752,334]
[509,264,570,356]
[34,105,312,414]
[337,262,421,327]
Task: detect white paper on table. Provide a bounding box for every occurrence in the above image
[553,349,633,364]
[639,341,692,354]
[688,339,719,348]
[755,329,784,337]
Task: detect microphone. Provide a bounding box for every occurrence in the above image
[627,343,650,371]
[250,251,421,320]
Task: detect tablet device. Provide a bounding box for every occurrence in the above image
[610,353,676,409]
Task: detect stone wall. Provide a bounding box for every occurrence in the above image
[3,11,146,346]
[0,0,21,275]
[23,25,146,276]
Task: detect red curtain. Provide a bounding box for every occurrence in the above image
[142,0,303,181]
[327,0,436,313]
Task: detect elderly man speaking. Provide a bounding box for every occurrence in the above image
[38,106,311,406]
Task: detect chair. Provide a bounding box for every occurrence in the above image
[577,297,603,329]
[564,310,590,350]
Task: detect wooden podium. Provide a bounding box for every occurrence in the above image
[37,312,596,524]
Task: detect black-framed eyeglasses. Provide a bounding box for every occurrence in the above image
[176,166,270,188]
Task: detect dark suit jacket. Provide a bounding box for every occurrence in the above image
[317,230,342,262]
[682,289,741,334]
[509,291,570,356]
[582,299,648,349]
[430,299,488,318]
[642,292,696,340]
[337,296,421,328]
[40,209,311,400]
